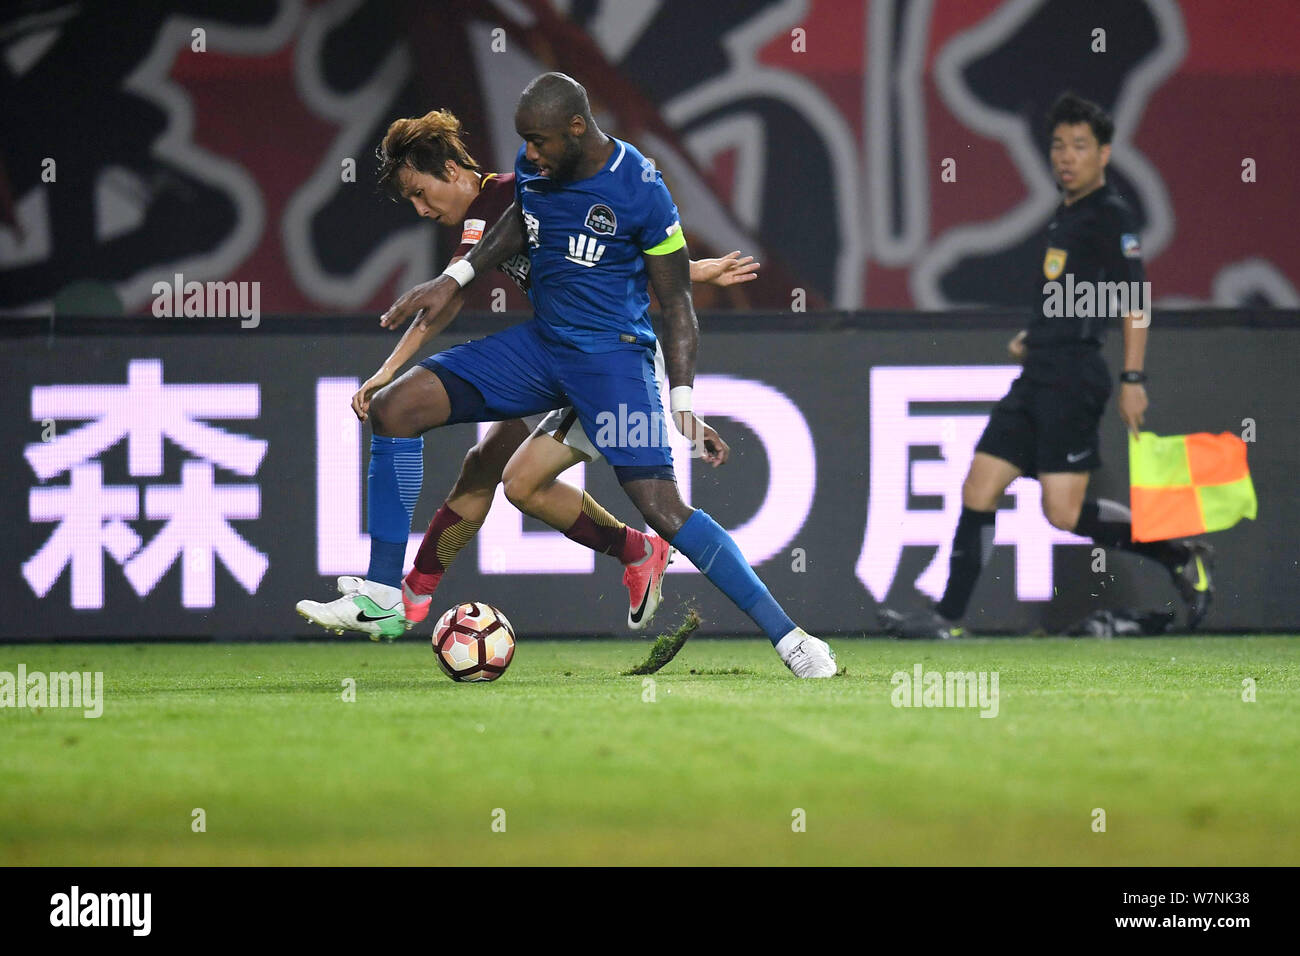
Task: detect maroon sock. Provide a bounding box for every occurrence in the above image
[413,502,483,576]
[564,513,648,565]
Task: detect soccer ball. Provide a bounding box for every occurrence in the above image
[432,602,517,682]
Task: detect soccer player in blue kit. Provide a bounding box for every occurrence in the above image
[296,108,750,640]
[381,73,837,678]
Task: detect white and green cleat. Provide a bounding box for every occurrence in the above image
[296,578,412,641]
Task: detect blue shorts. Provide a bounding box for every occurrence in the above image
[421,319,674,479]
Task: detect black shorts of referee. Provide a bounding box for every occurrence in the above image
[975,346,1112,477]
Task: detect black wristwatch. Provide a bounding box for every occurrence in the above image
[1119,370,1147,384]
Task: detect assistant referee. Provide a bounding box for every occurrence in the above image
[881,92,1213,639]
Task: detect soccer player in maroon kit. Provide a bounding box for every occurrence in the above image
[297,109,755,638]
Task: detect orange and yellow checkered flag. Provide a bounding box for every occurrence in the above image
[1129,431,1257,542]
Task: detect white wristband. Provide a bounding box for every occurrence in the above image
[442,259,475,289]
[669,385,693,414]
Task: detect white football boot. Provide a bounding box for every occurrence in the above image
[296,579,411,641]
[775,628,838,678]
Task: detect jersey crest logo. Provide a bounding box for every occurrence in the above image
[584,204,618,236]
[1043,247,1068,280]
[1120,233,1141,259]
[566,234,606,267]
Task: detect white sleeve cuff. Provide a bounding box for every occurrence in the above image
[669,385,693,413]
[441,258,476,289]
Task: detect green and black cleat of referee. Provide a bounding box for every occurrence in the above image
[878,607,964,641]
[1171,540,1214,630]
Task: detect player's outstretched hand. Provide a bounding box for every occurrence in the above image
[697,420,730,467]
[694,251,760,287]
[1118,382,1148,436]
[1007,329,1028,362]
[381,275,456,329]
[673,412,729,467]
[351,371,392,423]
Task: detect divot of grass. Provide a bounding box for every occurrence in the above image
[624,609,701,675]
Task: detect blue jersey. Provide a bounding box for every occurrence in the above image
[515,138,684,352]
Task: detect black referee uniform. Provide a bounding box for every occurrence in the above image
[975,181,1145,476]
[880,99,1214,640]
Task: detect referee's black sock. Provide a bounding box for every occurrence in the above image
[936,507,996,621]
[1073,499,1189,567]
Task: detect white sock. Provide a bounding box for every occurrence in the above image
[774,627,808,659]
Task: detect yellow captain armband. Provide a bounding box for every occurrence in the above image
[643,222,685,256]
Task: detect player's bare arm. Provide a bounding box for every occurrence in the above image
[353,288,466,422]
[678,252,751,464]
[379,201,527,330]
[463,199,527,276]
[1118,309,1149,435]
[643,245,697,425]
[644,244,728,466]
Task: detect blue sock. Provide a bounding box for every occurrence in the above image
[366,435,423,589]
[670,509,795,644]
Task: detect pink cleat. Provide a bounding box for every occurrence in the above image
[623,535,674,631]
[401,568,443,624]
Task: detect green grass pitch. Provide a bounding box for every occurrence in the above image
[2,636,1296,865]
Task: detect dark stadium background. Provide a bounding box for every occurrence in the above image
[2,0,1296,638]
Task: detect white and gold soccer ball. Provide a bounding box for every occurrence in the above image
[432,602,517,682]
